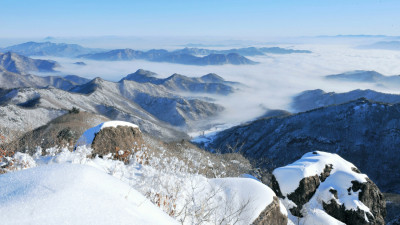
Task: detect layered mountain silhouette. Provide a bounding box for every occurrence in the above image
[358,41,400,51]
[326,70,400,84]
[1,41,312,66]
[173,46,312,56]
[79,49,257,65]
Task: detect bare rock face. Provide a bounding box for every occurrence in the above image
[321,179,386,225]
[252,196,288,225]
[285,174,320,217]
[91,126,144,162]
[272,151,386,224]
[272,164,333,217]
[76,121,147,163]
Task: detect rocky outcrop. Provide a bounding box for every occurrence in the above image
[252,196,288,225]
[76,121,146,163]
[322,179,386,225]
[91,125,144,160]
[272,151,386,224]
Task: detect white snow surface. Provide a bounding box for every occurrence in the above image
[76,120,139,146]
[0,163,177,225]
[0,145,280,225]
[274,151,372,224]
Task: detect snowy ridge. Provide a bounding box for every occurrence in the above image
[0,163,178,225]
[76,121,139,146]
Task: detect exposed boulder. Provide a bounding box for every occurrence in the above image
[272,151,386,224]
[252,196,288,225]
[76,121,145,163]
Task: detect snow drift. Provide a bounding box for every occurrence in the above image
[0,163,178,225]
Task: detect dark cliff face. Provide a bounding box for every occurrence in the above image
[208,98,400,193]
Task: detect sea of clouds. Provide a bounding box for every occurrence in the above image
[31,42,400,127]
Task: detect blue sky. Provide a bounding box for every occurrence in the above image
[0,0,399,38]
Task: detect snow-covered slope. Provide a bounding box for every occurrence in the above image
[272,151,385,225]
[0,52,59,74]
[0,74,224,140]
[0,143,287,225]
[0,84,189,141]
[0,163,178,225]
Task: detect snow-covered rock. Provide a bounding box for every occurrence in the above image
[76,121,139,146]
[272,151,386,225]
[0,163,178,225]
[76,121,143,161]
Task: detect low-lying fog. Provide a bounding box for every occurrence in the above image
[32,43,400,128]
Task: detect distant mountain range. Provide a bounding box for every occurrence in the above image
[121,69,240,95]
[325,70,400,88]
[1,42,313,66]
[0,77,222,139]
[0,52,59,74]
[206,98,400,193]
[291,89,400,112]
[173,47,312,56]
[0,66,240,141]
[0,41,103,57]
[358,41,400,51]
[0,69,86,91]
[0,52,88,90]
[79,49,257,65]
